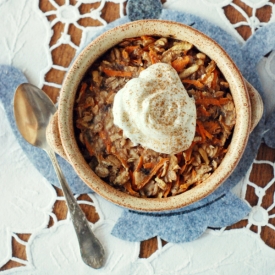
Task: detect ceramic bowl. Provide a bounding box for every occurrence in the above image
[47,20,263,212]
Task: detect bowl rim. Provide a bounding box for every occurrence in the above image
[58,19,251,212]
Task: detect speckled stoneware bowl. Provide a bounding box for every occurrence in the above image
[47,20,263,212]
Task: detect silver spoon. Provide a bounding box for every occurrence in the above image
[13,83,105,269]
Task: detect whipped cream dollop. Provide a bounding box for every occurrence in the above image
[112,63,196,154]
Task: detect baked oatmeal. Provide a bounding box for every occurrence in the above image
[74,35,236,198]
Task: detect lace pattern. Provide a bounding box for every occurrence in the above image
[1,0,275,273]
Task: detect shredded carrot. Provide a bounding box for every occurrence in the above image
[196,96,230,107]
[80,82,87,92]
[182,79,204,89]
[178,184,189,194]
[192,169,197,179]
[106,143,112,154]
[103,139,112,153]
[149,48,160,64]
[99,130,107,140]
[133,158,169,190]
[219,97,231,105]
[197,120,213,140]
[156,169,163,178]
[102,68,132,78]
[124,182,139,197]
[125,45,140,53]
[141,35,155,41]
[197,106,211,117]
[76,82,87,103]
[196,124,205,142]
[201,72,212,83]
[112,152,129,169]
[171,56,189,72]
[163,182,172,198]
[180,142,196,174]
[203,121,221,135]
[218,147,228,155]
[141,35,156,48]
[135,156,143,172]
[180,163,187,174]
[99,131,112,153]
[143,162,154,169]
[211,69,218,89]
[195,97,221,107]
[180,157,194,174]
[184,141,196,162]
[84,137,94,156]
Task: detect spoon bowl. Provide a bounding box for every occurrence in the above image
[13,83,105,269]
[14,83,56,149]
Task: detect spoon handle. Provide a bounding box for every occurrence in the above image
[46,148,105,269]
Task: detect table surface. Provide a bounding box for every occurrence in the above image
[1,0,275,271]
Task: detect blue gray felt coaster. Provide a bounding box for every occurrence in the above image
[112,192,250,243]
[2,6,275,242]
[264,110,275,148]
[127,0,162,21]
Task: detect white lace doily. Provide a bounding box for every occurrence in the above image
[1,0,275,274]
